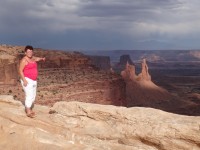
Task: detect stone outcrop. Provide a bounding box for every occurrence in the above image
[120,60,200,115]
[138,58,151,81]
[119,54,134,65]
[121,60,173,108]
[189,51,200,59]
[121,58,151,82]
[121,61,137,81]
[114,54,134,72]
[0,51,18,85]
[0,95,200,150]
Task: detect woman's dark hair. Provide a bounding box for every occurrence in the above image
[24,45,33,52]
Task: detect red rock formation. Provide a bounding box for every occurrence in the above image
[0,54,18,85]
[119,55,134,65]
[121,60,172,108]
[138,59,151,81]
[114,54,134,71]
[121,61,136,81]
[189,51,200,59]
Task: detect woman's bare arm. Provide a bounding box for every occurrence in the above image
[19,58,28,86]
[33,56,45,62]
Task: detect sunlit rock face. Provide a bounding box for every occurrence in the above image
[0,45,19,85]
[0,95,200,150]
[189,51,200,59]
[121,59,172,108]
[138,59,151,81]
[0,59,18,85]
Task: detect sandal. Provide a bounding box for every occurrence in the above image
[26,113,35,118]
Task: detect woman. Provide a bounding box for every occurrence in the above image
[19,45,45,118]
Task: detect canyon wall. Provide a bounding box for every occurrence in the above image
[0,45,126,106]
[0,50,18,85]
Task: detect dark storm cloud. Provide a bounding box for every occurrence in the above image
[0,1,47,33]
[0,0,200,50]
[77,0,182,17]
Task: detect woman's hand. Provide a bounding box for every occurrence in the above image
[23,80,28,87]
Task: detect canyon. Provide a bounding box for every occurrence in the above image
[0,45,200,115]
[0,44,200,149]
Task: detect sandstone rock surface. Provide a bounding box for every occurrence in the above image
[0,95,200,150]
[0,45,19,85]
[121,60,181,113]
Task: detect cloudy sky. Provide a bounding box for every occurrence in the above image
[1,0,200,50]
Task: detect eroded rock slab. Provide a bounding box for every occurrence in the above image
[0,95,200,150]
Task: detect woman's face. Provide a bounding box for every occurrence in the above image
[25,49,33,58]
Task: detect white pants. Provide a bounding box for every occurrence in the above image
[21,77,37,108]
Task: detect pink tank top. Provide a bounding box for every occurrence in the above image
[23,61,38,81]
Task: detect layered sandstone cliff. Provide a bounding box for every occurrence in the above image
[0,44,94,86]
[0,45,20,85]
[0,45,126,106]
